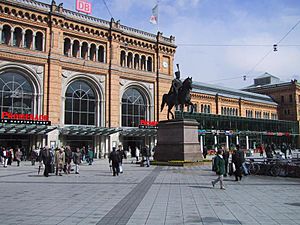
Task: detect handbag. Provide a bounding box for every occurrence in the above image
[119,164,123,173]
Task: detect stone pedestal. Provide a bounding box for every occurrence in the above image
[154,119,203,162]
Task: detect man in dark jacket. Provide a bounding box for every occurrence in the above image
[109,147,120,176]
[141,145,151,167]
[40,147,52,177]
[232,145,244,181]
[211,149,226,190]
[223,147,229,177]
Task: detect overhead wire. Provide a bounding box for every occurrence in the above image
[102,0,113,19]
[203,19,300,83]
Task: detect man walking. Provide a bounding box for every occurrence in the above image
[40,147,51,177]
[109,147,121,176]
[211,149,226,190]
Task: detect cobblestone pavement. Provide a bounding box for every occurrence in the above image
[0,159,300,225]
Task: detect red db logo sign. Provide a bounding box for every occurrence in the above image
[76,0,92,14]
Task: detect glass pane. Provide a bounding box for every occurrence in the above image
[73,113,79,124]
[81,99,88,112]
[88,114,95,125]
[81,113,87,125]
[65,112,72,124]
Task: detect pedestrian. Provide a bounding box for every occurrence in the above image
[64,146,72,174]
[141,145,151,167]
[258,144,264,157]
[55,148,65,176]
[31,149,38,166]
[73,147,81,174]
[271,142,276,155]
[223,147,229,177]
[232,145,243,181]
[81,146,86,162]
[109,147,120,176]
[117,144,124,173]
[15,148,22,166]
[3,148,8,168]
[40,147,51,177]
[211,149,226,190]
[265,144,273,162]
[203,146,208,159]
[135,146,140,162]
[281,142,287,159]
[88,146,94,165]
[7,148,13,165]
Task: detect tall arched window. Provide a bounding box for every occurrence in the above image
[90,44,96,61]
[122,88,148,127]
[0,72,34,115]
[120,51,126,66]
[64,38,71,56]
[2,25,11,45]
[134,54,139,69]
[24,30,33,49]
[127,52,133,68]
[72,40,80,58]
[147,57,152,72]
[141,56,146,70]
[98,45,105,62]
[81,42,88,60]
[35,32,43,51]
[65,80,97,125]
[13,27,22,47]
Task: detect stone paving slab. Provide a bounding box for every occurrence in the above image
[0,159,300,225]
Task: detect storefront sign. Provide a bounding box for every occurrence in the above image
[1,112,51,125]
[139,120,158,129]
[76,0,92,14]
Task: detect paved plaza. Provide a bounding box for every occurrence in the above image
[0,159,300,225]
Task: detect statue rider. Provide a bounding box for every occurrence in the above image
[169,64,183,105]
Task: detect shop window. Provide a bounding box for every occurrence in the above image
[0,72,34,115]
[72,40,80,57]
[2,25,11,45]
[24,30,33,49]
[121,88,148,127]
[13,27,22,47]
[35,32,43,51]
[64,38,71,56]
[65,80,97,125]
[147,57,152,72]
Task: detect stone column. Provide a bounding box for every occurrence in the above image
[22,30,25,47]
[226,135,229,149]
[70,40,73,57]
[32,33,36,50]
[0,27,3,44]
[200,135,204,153]
[246,135,249,150]
[103,46,106,63]
[42,35,45,51]
[79,42,82,58]
[87,43,91,60]
[96,46,99,61]
[124,52,127,67]
[10,28,14,46]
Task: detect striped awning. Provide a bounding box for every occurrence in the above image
[59,126,122,136]
[0,123,56,135]
[120,128,157,137]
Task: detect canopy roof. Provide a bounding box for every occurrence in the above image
[0,123,56,135]
[120,128,157,137]
[59,126,122,136]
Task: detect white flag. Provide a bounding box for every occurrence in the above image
[150,4,158,24]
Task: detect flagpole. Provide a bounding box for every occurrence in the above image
[157,0,159,33]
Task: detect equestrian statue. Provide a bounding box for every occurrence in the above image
[160,64,195,120]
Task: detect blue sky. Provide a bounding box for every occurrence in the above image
[40,0,300,88]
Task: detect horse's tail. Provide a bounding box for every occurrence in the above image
[161,94,167,112]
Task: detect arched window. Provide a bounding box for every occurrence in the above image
[147,57,152,72]
[0,72,34,115]
[134,54,139,69]
[141,56,146,70]
[201,104,204,113]
[24,30,33,49]
[90,44,96,61]
[35,32,43,51]
[127,52,133,68]
[207,105,211,114]
[98,45,105,62]
[72,40,80,58]
[120,51,126,67]
[65,80,97,125]
[122,88,148,127]
[2,25,11,45]
[81,42,88,60]
[13,27,22,47]
[64,38,71,56]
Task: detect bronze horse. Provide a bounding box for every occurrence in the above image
[160,77,194,120]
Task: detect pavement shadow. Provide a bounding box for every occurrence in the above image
[189,185,213,189]
[202,217,241,224]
